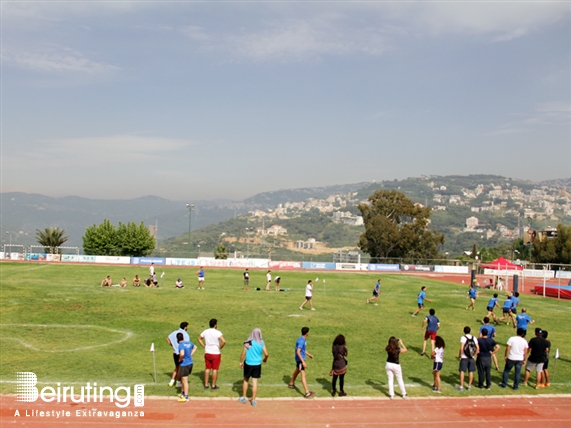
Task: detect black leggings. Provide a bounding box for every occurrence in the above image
[332,374,345,391]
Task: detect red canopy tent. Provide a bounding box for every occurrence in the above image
[481,256,523,271]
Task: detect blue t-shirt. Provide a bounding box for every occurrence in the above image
[480,324,496,338]
[425,315,440,333]
[487,297,498,308]
[417,291,426,304]
[510,296,520,309]
[374,282,380,293]
[295,336,307,362]
[178,341,195,367]
[515,313,532,330]
[502,298,512,309]
[469,288,477,298]
[198,269,205,278]
[245,340,264,366]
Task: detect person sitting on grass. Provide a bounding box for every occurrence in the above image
[120,277,127,288]
[175,278,184,289]
[133,275,141,287]
[100,276,112,287]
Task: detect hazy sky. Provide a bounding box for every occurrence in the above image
[2,1,570,201]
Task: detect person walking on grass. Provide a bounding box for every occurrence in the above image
[421,308,440,356]
[466,284,477,311]
[299,280,315,311]
[497,295,513,325]
[385,337,408,399]
[167,322,190,388]
[500,327,528,390]
[367,279,381,306]
[238,328,269,406]
[431,336,445,393]
[176,332,196,402]
[288,327,315,398]
[330,334,348,397]
[476,328,500,390]
[457,326,479,392]
[198,318,226,390]
[243,269,250,291]
[483,293,501,323]
[412,286,432,317]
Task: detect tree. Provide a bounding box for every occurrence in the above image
[532,224,571,264]
[358,190,444,262]
[82,219,155,256]
[36,227,69,254]
[214,245,228,259]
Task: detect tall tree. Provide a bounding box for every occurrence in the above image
[36,227,69,254]
[83,219,155,256]
[82,219,118,256]
[358,190,444,262]
[532,224,571,264]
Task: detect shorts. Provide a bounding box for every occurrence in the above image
[433,362,443,372]
[198,277,205,282]
[487,306,494,312]
[305,296,312,301]
[525,361,544,373]
[511,308,517,314]
[544,359,549,370]
[418,303,424,308]
[295,361,306,371]
[502,309,511,315]
[372,291,379,297]
[205,353,221,370]
[243,363,262,379]
[459,358,476,373]
[173,353,181,367]
[179,364,193,377]
[244,279,249,285]
[424,331,437,341]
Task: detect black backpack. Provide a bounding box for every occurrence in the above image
[463,335,478,359]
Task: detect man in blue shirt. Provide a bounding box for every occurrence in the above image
[498,296,514,326]
[421,308,440,356]
[510,292,521,315]
[483,293,500,323]
[367,279,381,306]
[514,308,534,336]
[288,327,314,398]
[177,332,196,402]
[412,286,432,317]
[480,317,499,370]
[466,284,478,311]
[166,322,190,387]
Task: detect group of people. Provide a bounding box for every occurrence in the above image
[242,269,282,292]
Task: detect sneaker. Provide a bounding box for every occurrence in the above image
[536,384,545,389]
[338,391,347,397]
[522,382,528,387]
[412,314,417,317]
[178,396,188,402]
[455,386,464,391]
[176,381,181,388]
[299,307,303,310]
[499,383,506,388]
[211,385,219,390]
[238,397,247,404]
[168,379,175,387]
[204,385,209,390]
[433,389,441,394]
[374,303,378,306]
[366,299,369,304]
[287,384,296,389]
[420,352,425,356]
[402,394,408,399]
[466,386,471,391]
[311,308,316,311]
[545,383,551,387]
[389,395,394,400]
[251,400,257,406]
[304,391,315,398]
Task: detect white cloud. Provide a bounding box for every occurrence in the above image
[3,44,120,74]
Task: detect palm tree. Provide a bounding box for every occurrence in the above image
[36,227,69,254]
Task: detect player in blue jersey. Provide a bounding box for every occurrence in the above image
[514,308,534,335]
[466,284,478,311]
[367,279,381,306]
[412,286,432,317]
[479,317,499,370]
[483,293,501,323]
[497,295,514,326]
[288,327,315,398]
[177,332,197,402]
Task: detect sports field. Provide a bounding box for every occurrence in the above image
[1,262,570,399]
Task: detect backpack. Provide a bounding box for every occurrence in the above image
[463,335,477,359]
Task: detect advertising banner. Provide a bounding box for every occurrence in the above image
[368,264,400,271]
[269,261,302,270]
[46,254,61,262]
[335,263,365,271]
[302,262,336,270]
[26,253,47,261]
[79,255,97,263]
[61,255,80,262]
[521,269,555,278]
[434,265,470,274]
[401,264,434,272]
[131,257,166,265]
[95,256,131,264]
[555,270,571,279]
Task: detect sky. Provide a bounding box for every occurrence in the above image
[1,0,570,201]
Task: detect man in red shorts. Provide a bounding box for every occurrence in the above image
[198,318,226,390]
[421,308,440,356]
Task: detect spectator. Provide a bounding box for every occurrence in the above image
[385,336,408,399]
[238,328,269,406]
[330,334,348,397]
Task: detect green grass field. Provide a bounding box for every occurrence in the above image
[1,262,569,399]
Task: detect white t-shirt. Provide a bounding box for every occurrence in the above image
[149,265,155,275]
[200,328,224,355]
[266,273,272,282]
[305,283,313,297]
[506,335,528,361]
[434,347,444,363]
[460,334,475,359]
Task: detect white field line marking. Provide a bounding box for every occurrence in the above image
[0,323,133,352]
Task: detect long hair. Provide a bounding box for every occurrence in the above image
[385,336,399,354]
[435,336,445,349]
[333,334,346,346]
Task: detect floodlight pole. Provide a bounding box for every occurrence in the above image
[186,203,195,258]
